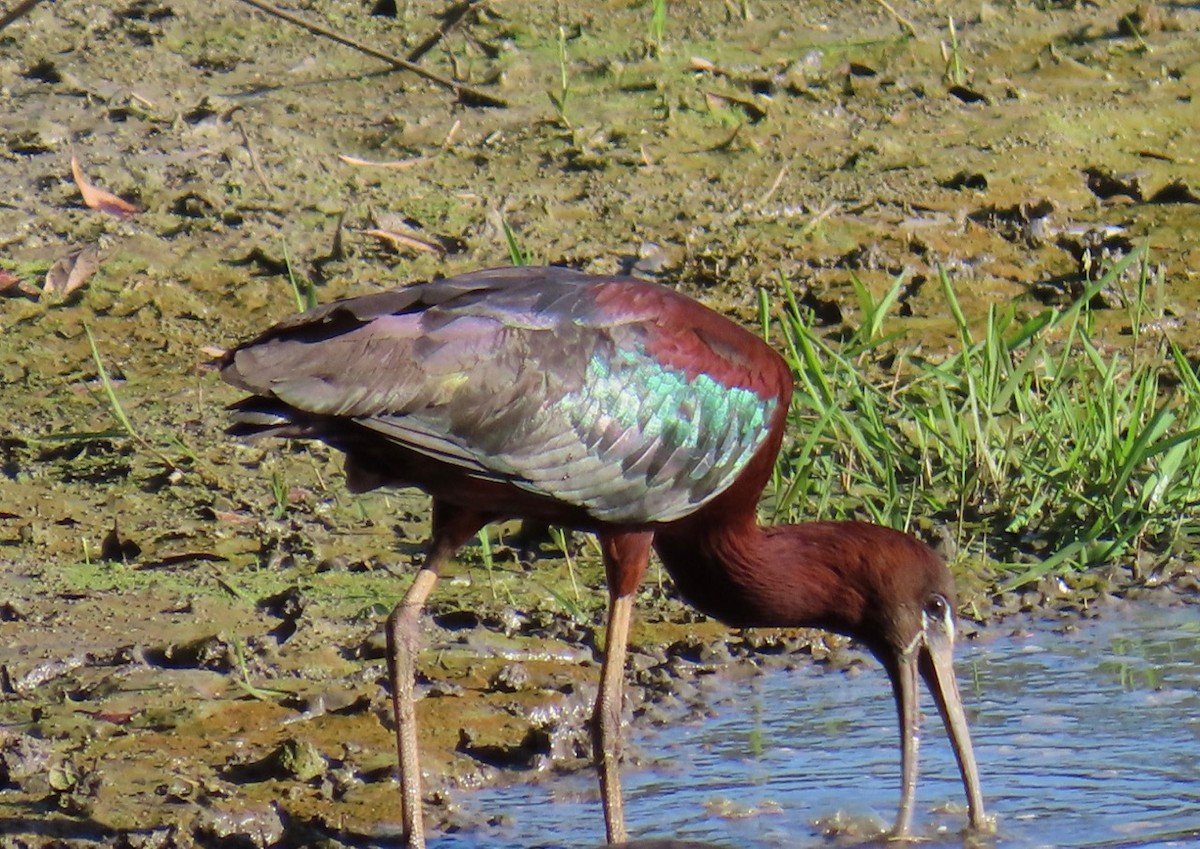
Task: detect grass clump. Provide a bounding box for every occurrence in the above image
[647,0,667,53]
[546,25,573,129]
[766,246,1200,585]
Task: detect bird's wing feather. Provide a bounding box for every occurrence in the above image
[223,269,785,524]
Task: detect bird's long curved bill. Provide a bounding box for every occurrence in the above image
[891,638,986,837]
[922,636,986,831]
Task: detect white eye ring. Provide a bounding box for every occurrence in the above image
[903,594,956,659]
[921,593,955,641]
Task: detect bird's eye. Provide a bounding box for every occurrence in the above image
[925,593,951,621]
[922,593,955,642]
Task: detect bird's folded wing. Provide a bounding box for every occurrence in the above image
[225,271,779,524]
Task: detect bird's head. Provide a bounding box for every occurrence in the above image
[658,519,991,837]
[861,536,959,659]
[853,529,988,838]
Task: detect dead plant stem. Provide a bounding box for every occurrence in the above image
[229,0,506,107]
[870,0,917,38]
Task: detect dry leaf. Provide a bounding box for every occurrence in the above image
[211,509,258,526]
[363,228,446,255]
[0,269,39,299]
[688,56,728,76]
[703,90,768,122]
[337,154,432,170]
[71,156,140,218]
[44,245,100,297]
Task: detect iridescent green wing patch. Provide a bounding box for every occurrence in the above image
[500,343,776,523]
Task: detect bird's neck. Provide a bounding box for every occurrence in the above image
[653,513,865,633]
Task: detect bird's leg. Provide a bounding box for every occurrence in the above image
[593,531,653,845]
[595,590,633,844]
[387,501,488,849]
[389,568,439,849]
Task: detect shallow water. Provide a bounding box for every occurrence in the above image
[436,603,1200,848]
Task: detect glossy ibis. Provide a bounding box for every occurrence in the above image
[221,266,986,846]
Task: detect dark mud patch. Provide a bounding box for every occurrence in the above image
[3,0,1200,845]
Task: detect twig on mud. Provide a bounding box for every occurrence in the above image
[229,0,506,107]
[235,121,274,198]
[337,154,433,170]
[0,0,49,34]
[797,202,838,238]
[756,164,788,209]
[406,0,488,63]
[870,0,918,38]
[720,164,789,225]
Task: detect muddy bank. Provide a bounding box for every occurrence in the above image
[2,0,1200,845]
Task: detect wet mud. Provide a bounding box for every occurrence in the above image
[2,0,1199,846]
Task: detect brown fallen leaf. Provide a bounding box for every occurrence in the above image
[688,56,729,76]
[71,155,140,218]
[363,228,446,255]
[0,269,39,299]
[703,90,768,122]
[210,509,258,526]
[44,244,100,297]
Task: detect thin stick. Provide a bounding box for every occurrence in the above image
[0,0,48,34]
[235,121,274,197]
[797,202,838,239]
[756,164,788,209]
[406,0,487,63]
[230,0,506,107]
[870,0,918,38]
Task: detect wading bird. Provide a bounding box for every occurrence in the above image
[221,266,986,847]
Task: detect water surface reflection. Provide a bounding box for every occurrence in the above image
[437,602,1200,848]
